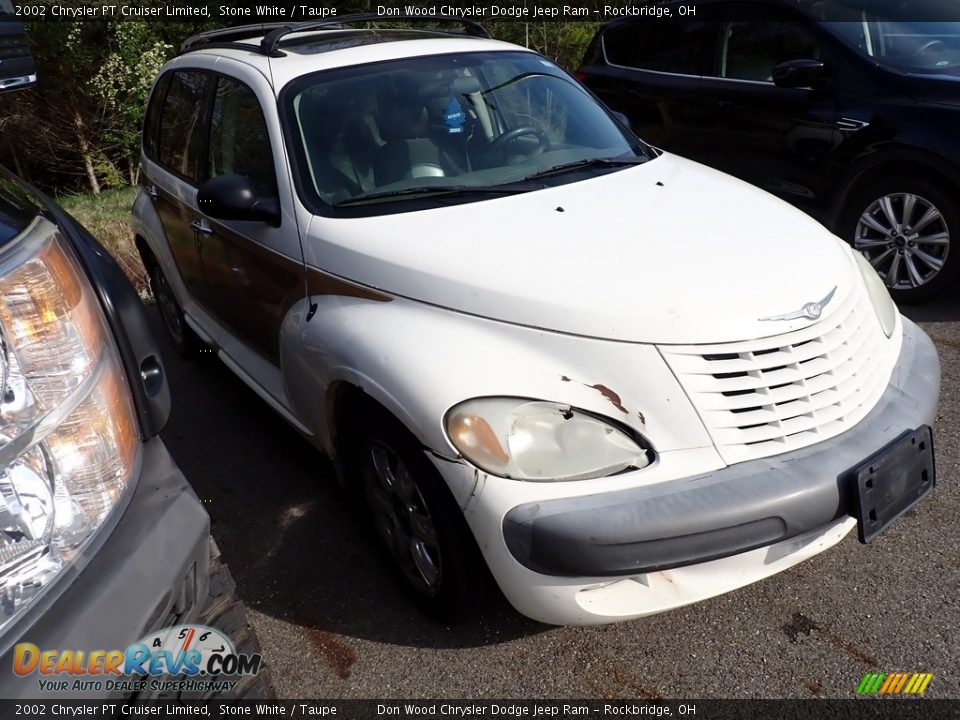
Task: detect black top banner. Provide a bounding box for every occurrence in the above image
[4,0,960,24]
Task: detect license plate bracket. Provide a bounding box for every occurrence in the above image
[849,426,935,544]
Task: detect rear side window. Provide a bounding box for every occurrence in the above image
[603,22,706,75]
[207,76,277,198]
[715,22,824,81]
[143,72,171,161]
[158,70,210,183]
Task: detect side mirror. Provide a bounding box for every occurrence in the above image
[0,13,37,93]
[773,59,829,89]
[197,175,280,226]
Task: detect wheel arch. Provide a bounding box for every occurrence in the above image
[829,149,960,232]
[326,379,441,489]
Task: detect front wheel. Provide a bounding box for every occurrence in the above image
[358,412,489,621]
[838,175,959,303]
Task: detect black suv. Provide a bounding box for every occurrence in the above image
[579,0,960,302]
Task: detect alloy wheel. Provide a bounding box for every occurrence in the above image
[854,192,950,290]
[363,440,442,596]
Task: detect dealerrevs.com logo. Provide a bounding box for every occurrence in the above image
[12,624,263,693]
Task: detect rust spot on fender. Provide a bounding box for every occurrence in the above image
[588,384,628,414]
[560,375,572,382]
[637,410,646,425]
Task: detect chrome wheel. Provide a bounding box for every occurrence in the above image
[854,192,950,290]
[362,440,442,596]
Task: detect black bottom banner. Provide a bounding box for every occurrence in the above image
[1,700,957,720]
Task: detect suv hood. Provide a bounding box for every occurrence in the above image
[303,154,857,344]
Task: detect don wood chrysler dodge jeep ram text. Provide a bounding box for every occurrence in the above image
[131,18,941,625]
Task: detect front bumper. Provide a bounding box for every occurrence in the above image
[451,318,939,625]
[0,437,210,698]
[504,318,938,578]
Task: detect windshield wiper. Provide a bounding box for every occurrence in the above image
[333,185,528,207]
[522,157,647,182]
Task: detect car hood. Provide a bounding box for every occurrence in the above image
[302,153,858,344]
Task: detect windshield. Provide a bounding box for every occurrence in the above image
[283,51,647,211]
[806,1,960,74]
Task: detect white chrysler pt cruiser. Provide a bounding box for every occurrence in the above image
[131,18,940,625]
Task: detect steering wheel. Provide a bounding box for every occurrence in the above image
[489,126,550,157]
[914,39,945,56]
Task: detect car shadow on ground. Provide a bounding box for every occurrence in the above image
[900,292,960,324]
[146,308,547,651]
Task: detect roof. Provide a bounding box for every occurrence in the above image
[172,25,525,94]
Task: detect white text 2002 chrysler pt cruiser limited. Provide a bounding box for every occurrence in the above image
[131,18,940,625]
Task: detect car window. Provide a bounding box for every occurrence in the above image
[715,21,823,81]
[208,76,277,199]
[285,51,646,212]
[158,70,210,183]
[807,1,960,74]
[603,22,705,75]
[143,73,172,162]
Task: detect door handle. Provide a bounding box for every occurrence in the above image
[144,185,159,200]
[190,219,214,236]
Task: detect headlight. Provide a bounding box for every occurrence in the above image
[445,398,652,481]
[853,251,897,338]
[0,219,139,635]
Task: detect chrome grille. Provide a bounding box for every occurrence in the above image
[660,287,900,465]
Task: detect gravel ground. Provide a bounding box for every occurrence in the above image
[151,294,960,700]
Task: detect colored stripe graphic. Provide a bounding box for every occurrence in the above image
[857,673,885,694]
[857,672,933,695]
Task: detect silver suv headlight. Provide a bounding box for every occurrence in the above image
[0,218,139,635]
[445,398,652,481]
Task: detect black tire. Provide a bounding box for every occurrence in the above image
[837,174,960,304]
[136,539,276,700]
[356,408,490,622]
[148,262,203,356]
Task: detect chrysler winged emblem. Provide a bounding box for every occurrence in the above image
[759,287,837,322]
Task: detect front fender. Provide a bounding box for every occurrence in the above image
[279,294,713,472]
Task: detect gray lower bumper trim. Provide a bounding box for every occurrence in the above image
[502,319,940,577]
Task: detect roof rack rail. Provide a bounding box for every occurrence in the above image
[259,14,489,56]
[180,22,297,54]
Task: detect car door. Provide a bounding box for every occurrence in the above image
[586,19,714,158]
[196,73,305,369]
[144,69,215,312]
[696,4,842,216]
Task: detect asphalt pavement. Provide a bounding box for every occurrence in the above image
[149,295,960,700]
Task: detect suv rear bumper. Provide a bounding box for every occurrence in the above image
[0,437,210,699]
[503,318,939,578]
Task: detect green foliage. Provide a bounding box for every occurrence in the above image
[0,18,178,194]
[59,187,147,294]
[0,15,597,195]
